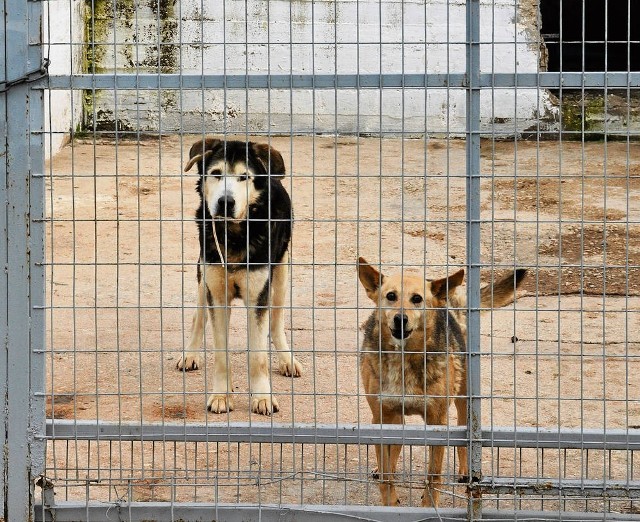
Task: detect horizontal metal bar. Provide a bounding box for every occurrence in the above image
[45,420,470,446]
[43,72,640,90]
[45,73,465,90]
[45,420,640,450]
[485,426,640,451]
[33,502,640,522]
[488,72,640,88]
[478,477,640,499]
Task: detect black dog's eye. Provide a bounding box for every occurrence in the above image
[237,174,248,182]
[410,294,423,304]
[209,169,222,179]
[386,292,397,302]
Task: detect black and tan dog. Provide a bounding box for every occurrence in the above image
[358,257,526,507]
[177,138,302,416]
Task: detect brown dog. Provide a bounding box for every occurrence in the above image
[358,257,526,507]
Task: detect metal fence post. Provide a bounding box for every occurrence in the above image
[466,0,482,519]
[2,0,46,518]
[0,0,7,513]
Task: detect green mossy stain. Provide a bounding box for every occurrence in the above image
[561,94,606,140]
[84,0,109,75]
[82,0,177,131]
[146,0,178,73]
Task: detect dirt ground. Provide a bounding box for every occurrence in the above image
[43,136,640,511]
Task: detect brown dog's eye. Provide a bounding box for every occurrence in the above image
[386,292,397,302]
[410,294,423,304]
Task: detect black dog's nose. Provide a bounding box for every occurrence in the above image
[393,314,408,331]
[217,195,235,214]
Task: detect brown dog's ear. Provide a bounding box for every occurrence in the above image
[430,269,465,300]
[251,142,286,179]
[358,257,384,302]
[184,138,220,172]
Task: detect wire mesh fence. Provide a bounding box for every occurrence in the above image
[2,0,639,520]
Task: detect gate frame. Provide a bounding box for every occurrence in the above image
[1,0,638,520]
[1,0,46,519]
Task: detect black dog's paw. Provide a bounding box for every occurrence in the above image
[371,468,379,480]
[458,475,470,484]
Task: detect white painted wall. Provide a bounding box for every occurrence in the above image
[64,0,557,137]
[43,0,85,156]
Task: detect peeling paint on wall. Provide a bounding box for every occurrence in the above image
[82,0,556,136]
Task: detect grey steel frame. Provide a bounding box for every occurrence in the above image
[1,0,46,519]
[2,0,639,520]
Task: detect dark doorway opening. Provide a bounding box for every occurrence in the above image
[540,0,639,72]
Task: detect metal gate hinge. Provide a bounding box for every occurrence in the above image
[0,58,50,93]
[36,476,56,508]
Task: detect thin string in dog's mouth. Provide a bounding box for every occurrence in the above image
[212,220,225,264]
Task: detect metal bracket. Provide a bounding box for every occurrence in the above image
[35,476,56,521]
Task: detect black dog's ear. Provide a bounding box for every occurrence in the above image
[358,257,384,302]
[184,138,220,172]
[251,142,286,179]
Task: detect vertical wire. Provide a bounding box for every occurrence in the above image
[624,0,632,501]
[331,0,340,500]
[511,0,520,504]
[221,0,232,482]
[200,0,211,500]
[175,0,185,498]
[557,0,567,504]
[534,0,543,508]
[242,0,253,491]
[175,0,188,497]
[376,0,384,490]
[354,0,363,502]
[132,0,146,487]
[421,0,428,502]
[266,0,277,501]
[287,2,296,500]
[310,0,319,493]
[47,0,59,488]
[488,0,498,497]
[579,0,587,502]
[90,0,101,482]
[112,0,123,487]
[602,0,610,509]
[398,0,409,501]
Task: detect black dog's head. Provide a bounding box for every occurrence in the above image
[184,138,286,220]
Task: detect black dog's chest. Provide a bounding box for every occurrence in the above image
[196,180,292,270]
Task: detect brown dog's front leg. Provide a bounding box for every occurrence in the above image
[371,409,403,506]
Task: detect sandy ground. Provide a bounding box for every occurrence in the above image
[43,136,640,512]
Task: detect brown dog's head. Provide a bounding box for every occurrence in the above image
[358,257,464,344]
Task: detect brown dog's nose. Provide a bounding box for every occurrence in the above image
[393,314,408,331]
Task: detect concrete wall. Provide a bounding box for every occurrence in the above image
[86,0,555,136]
[44,0,85,156]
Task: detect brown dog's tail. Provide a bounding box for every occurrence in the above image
[480,269,527,309]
